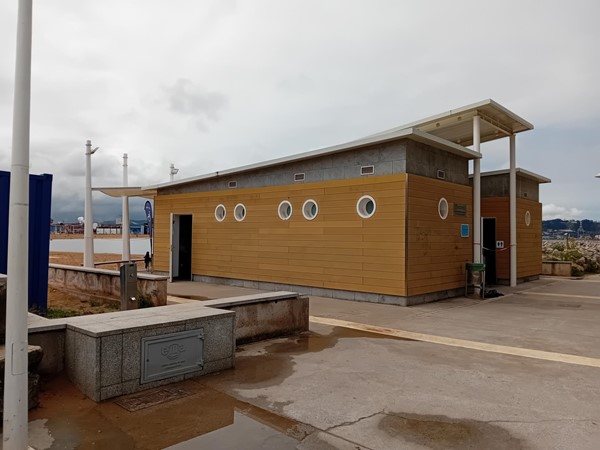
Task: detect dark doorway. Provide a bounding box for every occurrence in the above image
[482,218,497,285]
[172,214,192,281]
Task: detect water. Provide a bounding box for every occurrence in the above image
[49,238,151,254]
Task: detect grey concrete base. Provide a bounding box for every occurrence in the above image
[204,292,309,344]
[192,274,463,306]
[0,345,43,416]
[64,305,235,401]
[495,274,541,286]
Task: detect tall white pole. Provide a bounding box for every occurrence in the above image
[3,0,33,447]
[122,153,130,261]
[473,115,481,264]
[169,163,178,182]
[509,135,517,287]
[83,140,95,267]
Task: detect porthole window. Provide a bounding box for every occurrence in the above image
[234,203,246,222]
[215,204,226,222]
[278,200,293,221]
[525,210,531,227]
[438,197,449,220]
[356,195,376,219]
[302,199,319,220]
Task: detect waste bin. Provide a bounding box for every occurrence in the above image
[120,263,138,310]
[465,262,486,298]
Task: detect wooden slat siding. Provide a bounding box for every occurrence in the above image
[154,174,407,295]
[518,199,542,278]
[480,197,543,281]
[406,174,473,296]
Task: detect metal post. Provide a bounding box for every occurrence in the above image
[169,163,179,182]
[473,115,481,264]
[84,140,98,267]
[509,135,517,287]
[122,153,130,261]
[3,0,33,447]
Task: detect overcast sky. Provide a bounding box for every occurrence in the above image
[1,0,599,222]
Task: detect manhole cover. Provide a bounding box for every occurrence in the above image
[114,387,193,412]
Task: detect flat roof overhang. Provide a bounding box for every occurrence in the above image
[143,129,481,191]
[92,186,157,198]
[370,99,534,147]
[470,168,551,184]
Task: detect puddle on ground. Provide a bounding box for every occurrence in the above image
[27,374,313,450]
[227,326,414,389]
[378,412,525,450]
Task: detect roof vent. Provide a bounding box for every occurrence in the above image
[360,165,375,176]
[228,181,238,189]
[437,169,446,180]
[294,173,305,182]
[454,203,467,216]
[523,192,528,198]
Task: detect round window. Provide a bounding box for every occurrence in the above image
[356,195,376,219]
[278,200,293,221]
[525,210,531,226]
[438,197,449,220]
[215,204,226,222]
[302,199,318,220]
[234,203,246,222]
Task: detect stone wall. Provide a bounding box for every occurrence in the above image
[48,264,168,306]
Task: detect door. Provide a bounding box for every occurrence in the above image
[482,217,497,285]
[170,214,193,281]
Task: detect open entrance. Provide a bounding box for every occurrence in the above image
[482,217,497,285]
[170,214,192,281]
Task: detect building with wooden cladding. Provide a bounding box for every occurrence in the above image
[100,100,547,305]
[475,169,550,286]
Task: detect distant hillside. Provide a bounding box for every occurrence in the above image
[543,219,600,234]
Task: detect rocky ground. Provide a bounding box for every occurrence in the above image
[542,239,600,276]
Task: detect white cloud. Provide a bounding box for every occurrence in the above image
[543,204,583,220]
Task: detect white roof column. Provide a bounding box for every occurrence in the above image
[473,115,481,263]
[122,153,131,261]
[509,135,517,286]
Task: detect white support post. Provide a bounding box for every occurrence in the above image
[3,0,32,447]
[83,140,96,267]
[122,153,130,261]
[473,115,481,264]
[509,135,517,287]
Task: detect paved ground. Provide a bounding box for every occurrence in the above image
[25,276,600,449]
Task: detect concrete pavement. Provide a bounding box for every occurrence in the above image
[25,276,600,449]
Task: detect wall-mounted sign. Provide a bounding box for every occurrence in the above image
[461,224,470,238]
[496,240,505,249]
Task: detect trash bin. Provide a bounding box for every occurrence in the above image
[465,262,486,298]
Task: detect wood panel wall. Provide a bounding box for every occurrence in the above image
[154,174,407,296]
[480,197,542,281]
[405,174,473,296]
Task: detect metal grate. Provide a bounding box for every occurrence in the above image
[360,165,375,176]
[114,387,193,412]
[228,180,237,189]
[453,203,467,216]
[294,173,305,182]
[436,169,446,180]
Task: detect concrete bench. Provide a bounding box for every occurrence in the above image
[542,261,572,277]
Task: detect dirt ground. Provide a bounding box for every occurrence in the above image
[47,251,145,317]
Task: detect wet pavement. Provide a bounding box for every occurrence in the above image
[21,276,600,449]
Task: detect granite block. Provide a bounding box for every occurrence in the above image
[100,333,123,387]
[100,384,123,401]
[122,330,142,381]
[201,317,235,361]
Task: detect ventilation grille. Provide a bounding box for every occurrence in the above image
[360,165,375,176]
[228,181,237,189]
[453,203,467,216]
[523,192,528,198]
[436,169,446,180]
[294,173,305,182]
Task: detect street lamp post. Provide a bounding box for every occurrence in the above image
[122,153,130,261]
[4,0,33,447]
[84,140,98,268]
[169,163,179,182]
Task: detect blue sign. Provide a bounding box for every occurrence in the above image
[461,224,470,238]
[144,201,153,236]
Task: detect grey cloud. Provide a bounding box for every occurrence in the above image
[163,79,228,131]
